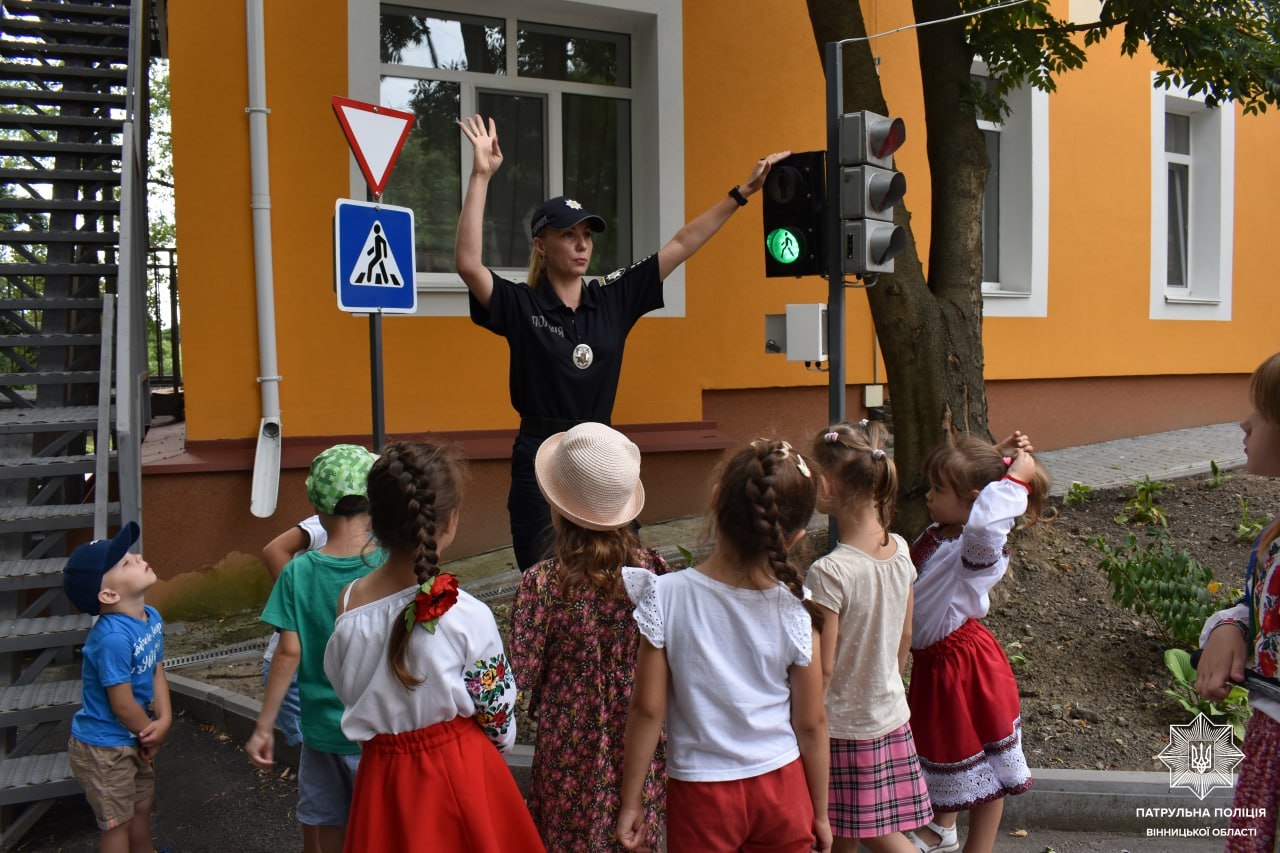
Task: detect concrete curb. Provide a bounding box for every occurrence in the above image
[167,673,1237,834]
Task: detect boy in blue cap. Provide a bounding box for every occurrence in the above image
[63,521,172,853]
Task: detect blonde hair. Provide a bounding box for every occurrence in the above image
[526,246,546,287]
[810,421,896,546]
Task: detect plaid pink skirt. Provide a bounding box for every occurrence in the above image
[829,722,933,837]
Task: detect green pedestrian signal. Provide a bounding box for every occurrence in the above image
[766,228,803,265]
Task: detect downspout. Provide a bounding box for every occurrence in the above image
[246,0,282,517]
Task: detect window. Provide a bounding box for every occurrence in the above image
[347,0,685,316]
[973,65,1049,318]
[1149,83,1234,321]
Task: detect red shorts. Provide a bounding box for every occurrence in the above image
[667,758,815,852]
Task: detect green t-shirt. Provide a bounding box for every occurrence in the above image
[261,547,385,754]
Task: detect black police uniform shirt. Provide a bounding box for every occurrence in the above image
[469,254,664,428]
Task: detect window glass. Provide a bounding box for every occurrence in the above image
[379,77,461,273]
[1165,112,1190,155]
[381,7,504,72]
[1166,162,1189,287]
[517,22,630,86]
[982,128,1000,283]
[564,95,631,272]
[477,91,547,269]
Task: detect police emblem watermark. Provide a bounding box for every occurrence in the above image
[1155,713,1244,800]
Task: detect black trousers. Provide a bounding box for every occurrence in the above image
[508,432,554,571]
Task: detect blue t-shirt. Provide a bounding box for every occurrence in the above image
[71,605,164,747]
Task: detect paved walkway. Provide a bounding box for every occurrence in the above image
[1038,421,1244,494]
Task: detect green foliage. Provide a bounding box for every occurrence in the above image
[1114,476,1169,527]
[675,545,696,569]
[1207,460,1231,488]
[1236,496,1268,544]
[1062,481,1092,507]
[1163,648,1249,741]
[1092,529,1225,648]
[1005,640,1028,669]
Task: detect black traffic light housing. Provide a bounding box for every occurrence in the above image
[761,151,826,278]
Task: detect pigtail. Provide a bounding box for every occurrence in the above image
[811,421,897,546]
[367,441,467,690]
[715,440,821,630]
[1013,456,1052,525]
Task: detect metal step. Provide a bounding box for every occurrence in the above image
[0,752,81,808]
[4,0,131,19]
[0,63,127,83]
[0,167,122,183]
[0,557,68,592]
[0,87,127,108]
[0,503,119,533]
[0,370,102,386]
[0,614,94,653]
[0,230,117,244]
[0,680,82,727]
[0,405,101,433]
[0,333,102,346]
[0,198,119,213]
[0,139,122,160]
[0,113,124,131]
[0,297,105,310]
[1,16,129,39]
[0,452,107,479]
[0,262,117,276]
[0,39,129,60]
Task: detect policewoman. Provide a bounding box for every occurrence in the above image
[456,114,787,570]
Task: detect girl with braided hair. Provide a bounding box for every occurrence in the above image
[617,439,831,853]
[804,421,931,853]
[323,442,543,852]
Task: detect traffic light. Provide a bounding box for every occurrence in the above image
[838,111,906,277]
[762,151,826,278]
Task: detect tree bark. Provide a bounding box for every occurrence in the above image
[805,0,992,536]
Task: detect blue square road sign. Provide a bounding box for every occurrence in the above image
[334,199,417,314]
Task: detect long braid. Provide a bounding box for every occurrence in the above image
[369,442,466,689]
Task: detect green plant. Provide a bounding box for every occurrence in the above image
[1062,481,1092,507]
[1207,460,1231,488]
[1163,648,1250,741]
[1114,475,1169,527]
[1004,640,1028,668]
[675,545,696,569]
[1092,529,1226,648]
[1237,496,1268,543]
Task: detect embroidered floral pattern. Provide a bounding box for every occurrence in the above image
[512,550,669,852]
[1254,539,1280,678]
[464,653,515,737]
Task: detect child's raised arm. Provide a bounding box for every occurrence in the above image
[617,638,668,852]
[790,633,832,853]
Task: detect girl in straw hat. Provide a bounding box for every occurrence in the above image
[512,422,670,852]
[323,442,543,852]
[618,439,831,852]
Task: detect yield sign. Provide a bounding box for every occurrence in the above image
[331,96,415,197]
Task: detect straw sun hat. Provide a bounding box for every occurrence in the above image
[534,422,645,531]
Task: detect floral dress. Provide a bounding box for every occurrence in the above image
[512,550,669,852]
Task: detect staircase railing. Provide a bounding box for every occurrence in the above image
[115,0,152,539]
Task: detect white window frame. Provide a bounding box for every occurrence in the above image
[1148,79,1234,321]
[347,0,686,317]
[973,61,1050,318]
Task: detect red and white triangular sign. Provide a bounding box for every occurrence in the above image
[331,96,415,197]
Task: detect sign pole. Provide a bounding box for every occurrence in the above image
[824,40,846,545]
[366,188,386,452]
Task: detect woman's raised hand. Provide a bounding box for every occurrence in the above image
[739,151,792,198]
[458,114,503,177]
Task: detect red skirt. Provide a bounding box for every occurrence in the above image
[344,716,545,853]
[908,619,1031,811]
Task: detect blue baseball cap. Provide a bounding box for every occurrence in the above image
[530,196,606,238]
[63,521,140,615]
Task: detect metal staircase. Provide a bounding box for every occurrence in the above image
[0,0,157,845]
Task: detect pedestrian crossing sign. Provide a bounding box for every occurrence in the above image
[334,199,417,314]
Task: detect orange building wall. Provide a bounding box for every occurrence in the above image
[170,1,1280,451]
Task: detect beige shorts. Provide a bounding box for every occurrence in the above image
[67,736,156,830]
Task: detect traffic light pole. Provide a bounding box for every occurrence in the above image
[823,40,845,544]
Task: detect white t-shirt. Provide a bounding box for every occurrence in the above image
[323,584,518,752]
[911,477,1028,649]
[623,566,813,782]
[805,536,914,740]
[264,516,329,662]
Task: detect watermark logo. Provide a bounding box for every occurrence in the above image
[1156,713,1244,800]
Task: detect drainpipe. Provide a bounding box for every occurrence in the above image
[246,0,282,517]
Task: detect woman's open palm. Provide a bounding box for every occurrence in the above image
[459,114,503,177]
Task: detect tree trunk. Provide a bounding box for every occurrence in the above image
[805,0,992,536]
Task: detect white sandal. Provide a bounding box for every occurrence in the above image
[907,821,960,853]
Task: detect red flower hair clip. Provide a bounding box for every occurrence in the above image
[404,572,459,634]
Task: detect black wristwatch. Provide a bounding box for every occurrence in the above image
[728,186,748,207]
